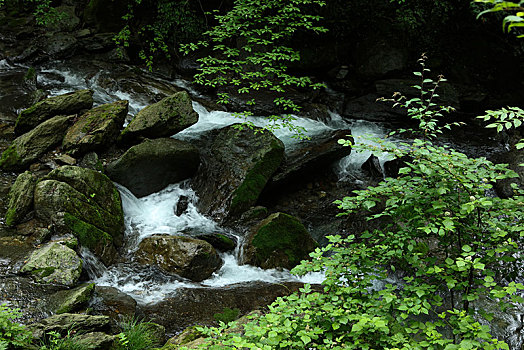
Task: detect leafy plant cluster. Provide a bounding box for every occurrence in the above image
[0,304,32,349]
[183,60,524,349]
[181,0,327,137]
[0,0,64,26]
[474,0,524,37]
[114,0,205,71]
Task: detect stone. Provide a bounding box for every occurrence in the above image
[20,241,82,286]
[142,282,304,335]
[83,0,128,33]
[361,154,384,178]
[15,89,93,134]
[5,171,37,226]
[55,154,77,165]
[242,212,317,270]
[135,234,222,282]
[0,115,75,170]
[62,100,128,155]
[90,286,137,320]
[30,313,111,340]
[267,129,353,190]
[193,125,284,221]
[43,32,78,59]
[195,233,237,252]
[34,166,124,265]
[0,237,34,275]
[120,91,198,143]
[49,283,95,314]
[106,138,199,197]
[74,332,116,350]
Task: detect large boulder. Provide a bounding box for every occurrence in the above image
[141,282,304,335]
[62,100,128,155]
[267,129,352,191]
[106,138,199,197]
[242,212,317,270]
[34,166,124,265]
[5,171,38,226]
[0,114,75,171]
[30,313,111,340]
[15,89,93,134]
[120,91,198,143]
[90,286,137,320]
[193,125,285,221]
[48,283,95,314]
[135,234,222,282]
[20,241,82,286]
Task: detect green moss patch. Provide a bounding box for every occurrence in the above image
[63,212,113,250]
[0,145,21,170]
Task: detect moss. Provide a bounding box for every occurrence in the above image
[55,283,95,314]
[32,266,56,278]
[252,213,316,267]
[0,145,21,170]
[4,207,17,227]
[215,234,235,248]
[213,307,240,324]
[229,141,284,215]
[63,212,113,250]
[24,67,36,81]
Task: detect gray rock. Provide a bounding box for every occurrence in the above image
[20,241,82,286]
[242,212,317,270]
[106,138,199,197]
[74,332,116,350]
[120,91,198,143]
[5,171,37,226]
[193,125,284,221]
[90,286,137,320]
[15,89,93,134]
[0,114,75,170]
[48,283,95,314]
[30,313,111,340]
[62,100,128,155]
[361,154,384,179]
[34,166,124,265]
[135,234,222,282]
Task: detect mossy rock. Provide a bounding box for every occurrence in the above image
[49,283,95,314]
[62,100,128,155]
[5,171,37,226]
[120,91,198,144]
[34,166,124,265]
[193,125,284,222]
[15,90,93,135]
[20,241,82,286]
[0,115,75,171]
[243,212,317,270]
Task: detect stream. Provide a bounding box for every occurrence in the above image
[2,58,520,347]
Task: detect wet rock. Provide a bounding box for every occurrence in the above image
[63,100,128,155]
[0,237,34,275]
[175,195,190,216]
[74,332,116,350]
[43,32,78,59]
[120,92,198,144]
[343,93,406,122]
[55,154,77,165]
[20,241,82,286]
[30,313,111,340]
[242,212,317,270]
[361,154,383,178]
[135,234,222,282]
[0,114,75,171]
[384,156,412,178]
[90,286,137,320]
[48,283,95,314]
[142,282,304,334]
[49,5,80,32]
[5,170,37,226]
[16,219,51,245]
[267,129,352,191]
[106,138,199,197]
[195,233,237,253]
[15,89,93,135]
[492,147,524,198]
[79,152,103,171]
[0,276,63,323]
[34,166,124,265]
[193,125,284,221]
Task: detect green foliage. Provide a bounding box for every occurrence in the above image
[0,0,64,26]
[378,53,462,140]
[213,308,240,325]
[114,318,156,350]
[474,0,524,37]
[38,330,90,350]
[0,304,32,349]
[114,0,205,71]
[478,106,524,150]
[181,0,327,137]
[184,61,524,349]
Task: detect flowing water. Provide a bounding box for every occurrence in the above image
[3,59,519,347]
